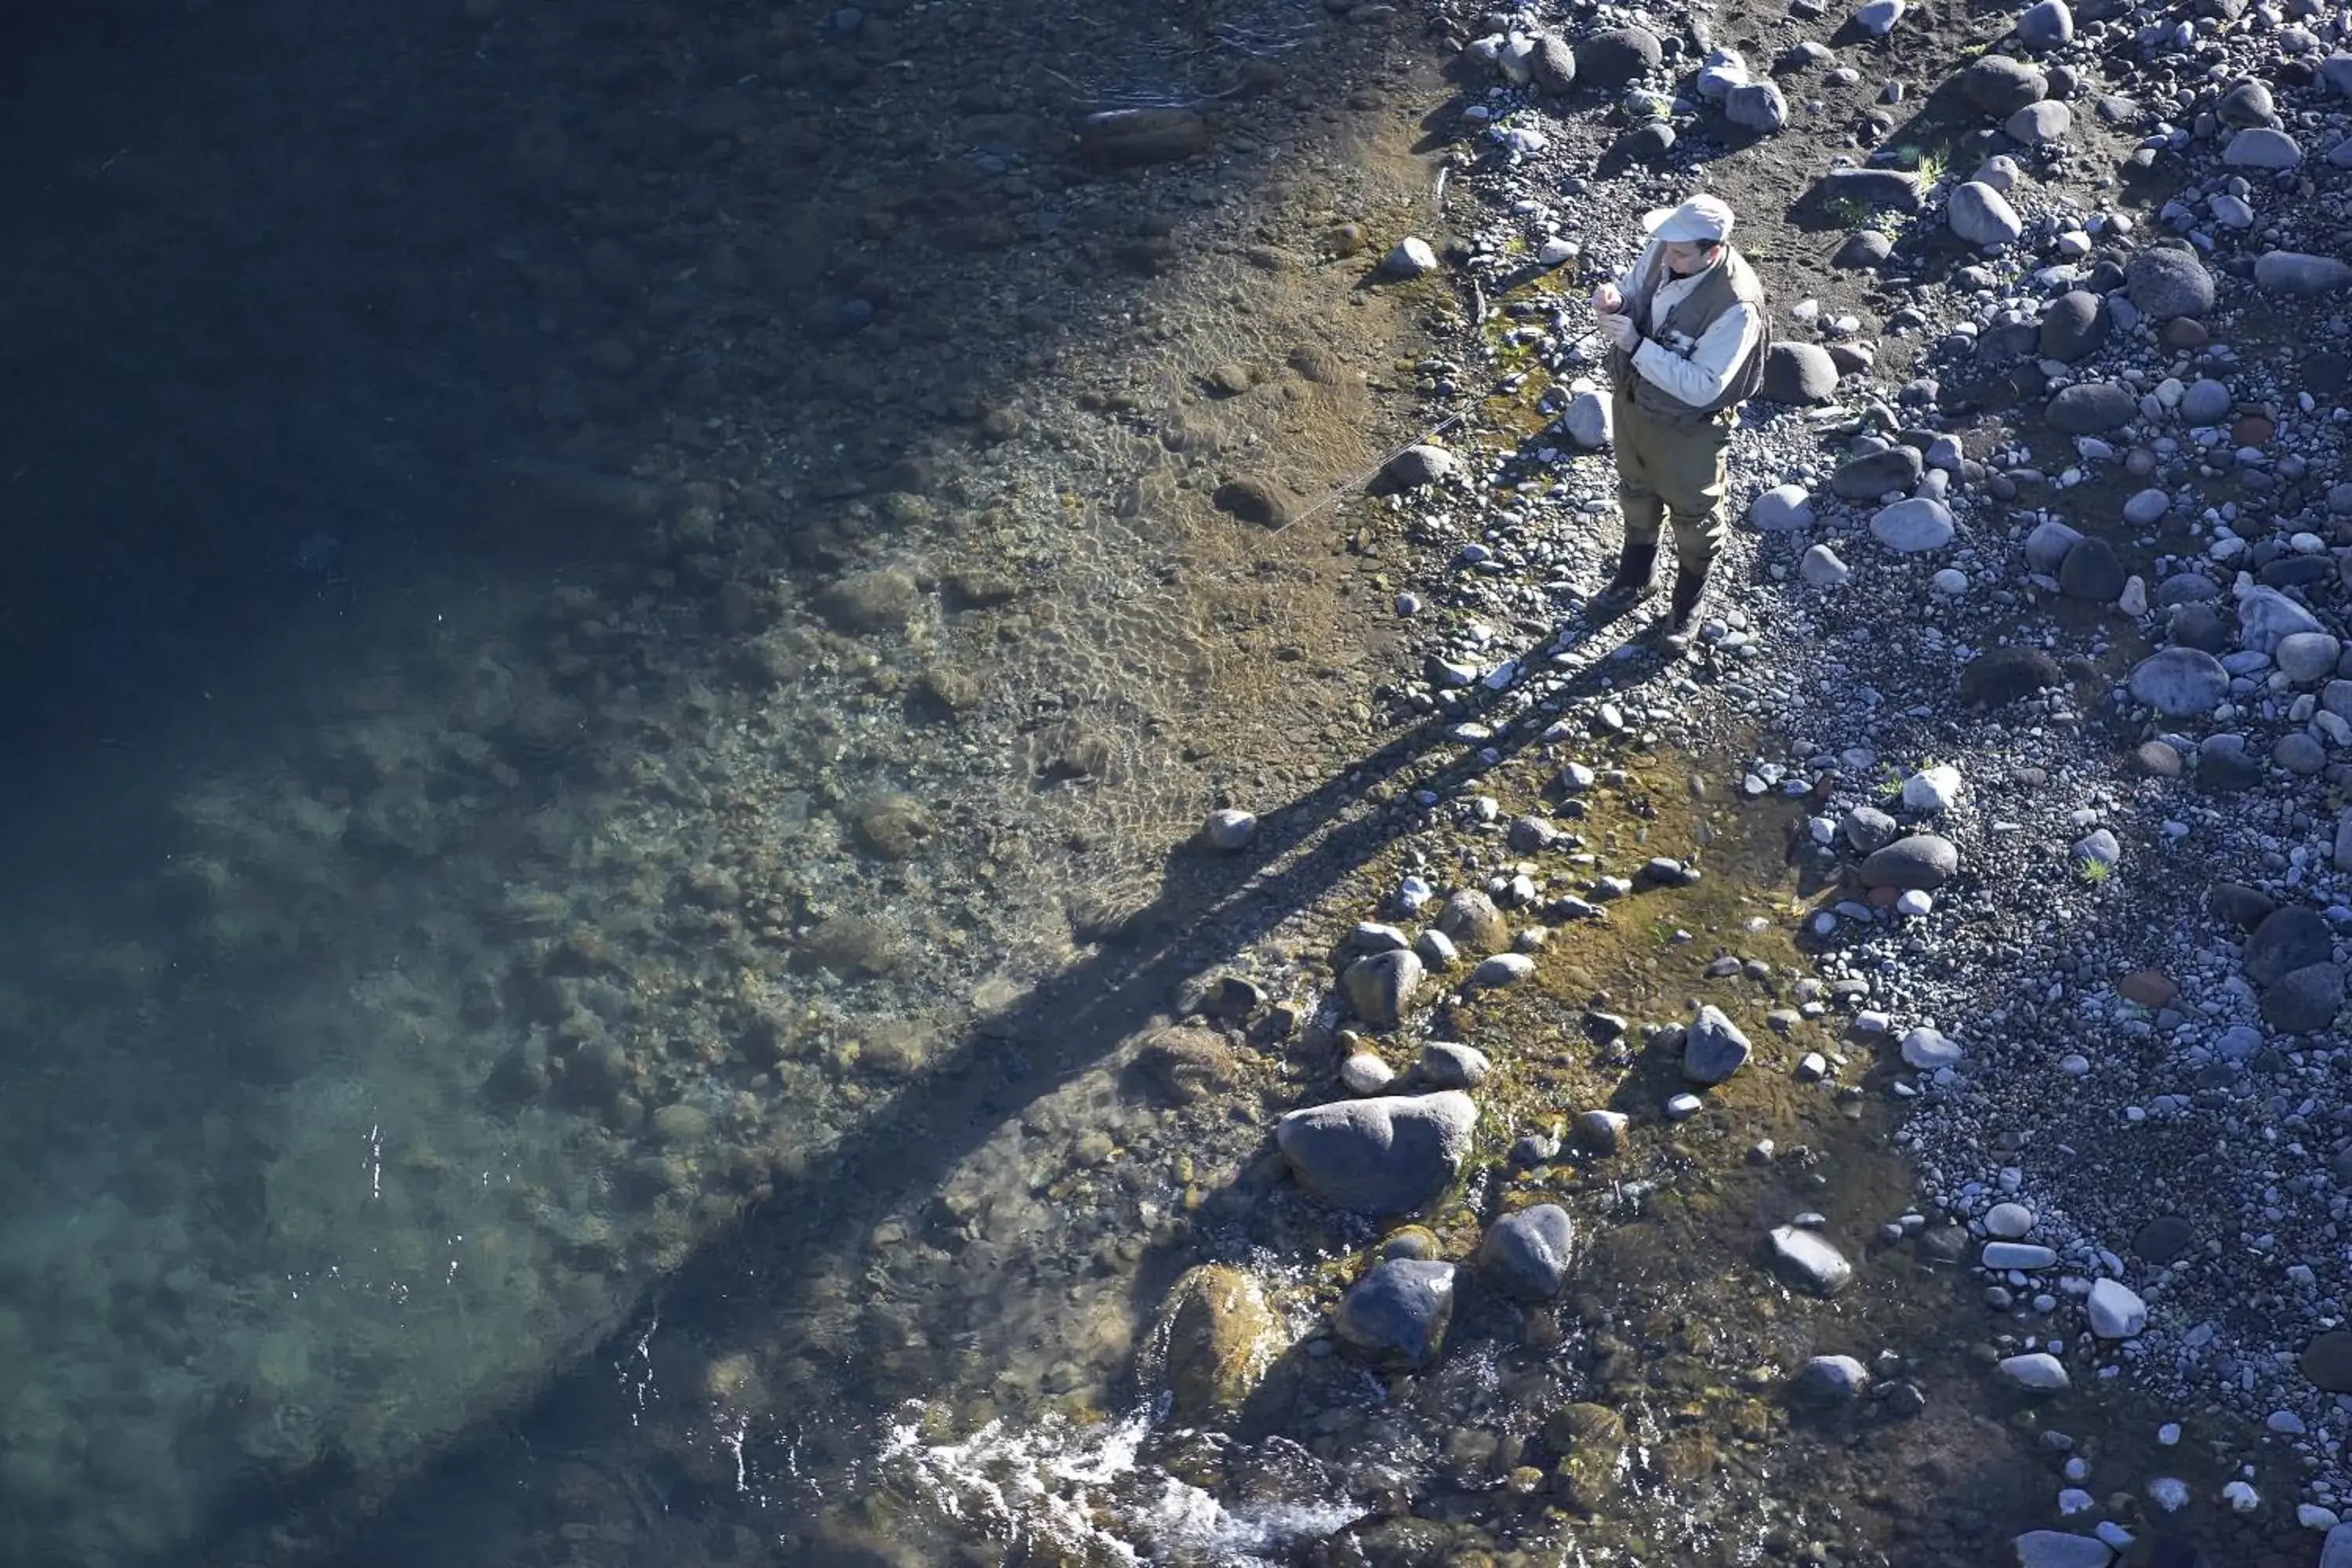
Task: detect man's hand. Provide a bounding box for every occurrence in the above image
[1594,310,1639,353]
[1590,282,1623,314]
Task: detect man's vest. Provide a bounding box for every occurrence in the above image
[1607,244,1770,428]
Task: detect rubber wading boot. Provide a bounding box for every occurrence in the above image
[1660,560,1711,650]
[1599,535,1661,601]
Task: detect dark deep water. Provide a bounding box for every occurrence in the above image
[0,0,1413,1563]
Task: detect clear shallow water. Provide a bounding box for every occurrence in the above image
[0,0,1436,1563]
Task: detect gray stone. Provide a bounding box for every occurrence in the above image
[2210,882,2277,930]
[1725,80,1789,133]
[2003,101,2070,146]
[1467,953,1535,990]
[1562,389,1611,448]
[2246,905,2333,986]
[1842,804,1900,853]
[1276,1091,1480,1215]
[2022,518,2083,572]
[1962,56,2047,116]
[1859,833,1959,890]
[1477,1204,1577,1299]
[1834,229,1893,268]
[1575,26,1662,88]
[2012,1533,2113,1568]
[1417,1041,1491,1090]
[1684,1004,1754,1084]
[1342,948,1424,1029]
[1960,646,2063,706]
[1949,180,2024,246]
[1853,0,1903,35]
[1871,497,1955,553]
[2038,291,2107,361]
[2321,1524,2352,1568]
[2337,808,2352,872]
[2277,733,2327,775]
[1529,33,1577,93]
[2263,962,2344,1033]
[2015,0,2073,49]
[2122,488,2169,526]
[2125,246,2215,321]
[2047,382,2135,434]
[2168,602,2228,654]
[1749,483,1817,531]
[1334,1258,1457,1368]
[1436,887,1510,950]
[1799,543,1849,586]
[2278,631,2343,682]
[2058,537,2126,601]
[2240,586,2322,652]
[1381,237,1439,278]
[1383,445,1456,488]
[1762,342,1839,404]
[2256,251,2352,294]
[2071,828,2120,869]
[2304,1330,2352,1392]
[2224,126,2303,168]
[1831,445,1924,498]
[1768,1225,1853,1294]
[1813,166,1922,212]
[2126,647,2228,714]
[2180,378,2232,424]
[1998,1352,2070,1391]
[1791,1354,1871,1406]
[2217,79,2275,129]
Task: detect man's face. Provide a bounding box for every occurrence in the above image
[1663,239,1721,276]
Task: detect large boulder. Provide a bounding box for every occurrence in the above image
[2125,246,2215,321]
[1341,948,1423,1029]
[1761,341,1839,404]
[2038,291,2108,361]
[1831,445,1924,499]
[2255,251,2352,294]
[2263,963,2345,1033]
[1859,833,1959,890]
[1158,1265,1287,1423]
[2245,904,2334,986]
[2047,382,2136,433]
[1961,55,2046,115]
[1871,497,1955,553]
[1276,1091,1479,1214]
[1575,26,1663,88]
[1959,646,2063,706]
[1334,1258,1457,1368]
[1949,181,2023,246]
[2127,647,2228,714]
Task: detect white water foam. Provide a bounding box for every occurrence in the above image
[874,1401,1361,1566]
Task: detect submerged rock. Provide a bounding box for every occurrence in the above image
[1159,1265,1286,1423]
[1276,1091,1479,1214]
[1768,1225,1853,1294]
[1478,1204,1577,1299]
[1334,1258,1457,1368]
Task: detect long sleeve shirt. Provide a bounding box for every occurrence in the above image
[1614,241,1764,410]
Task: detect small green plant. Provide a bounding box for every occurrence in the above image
[2076,856,2113,886]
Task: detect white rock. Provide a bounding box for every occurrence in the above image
[1204,808,1259,850]
[1998,1352,2071,1392]
[1800,543,1850,586]
[1984,1202,2035,1238]
[2086,1278,2147,1338]
[1563,390,1612,448]
[1749,483,1817,532]
[1340,1052,1396,1094]
[1901,763,1963,813]
[1900,1025,1962,1069]
[1381,236,1440,278]
[1871,496,1955,552]
[1537,237,1577,267]
[2299,1505,2341,1532]
[2223,1480,2259,1513]
[2013,1531,2113,1568]
[1984,1241,2058,1269]
[1896,888,1933,916]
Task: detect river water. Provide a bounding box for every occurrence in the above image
[0,2,2307,1566]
